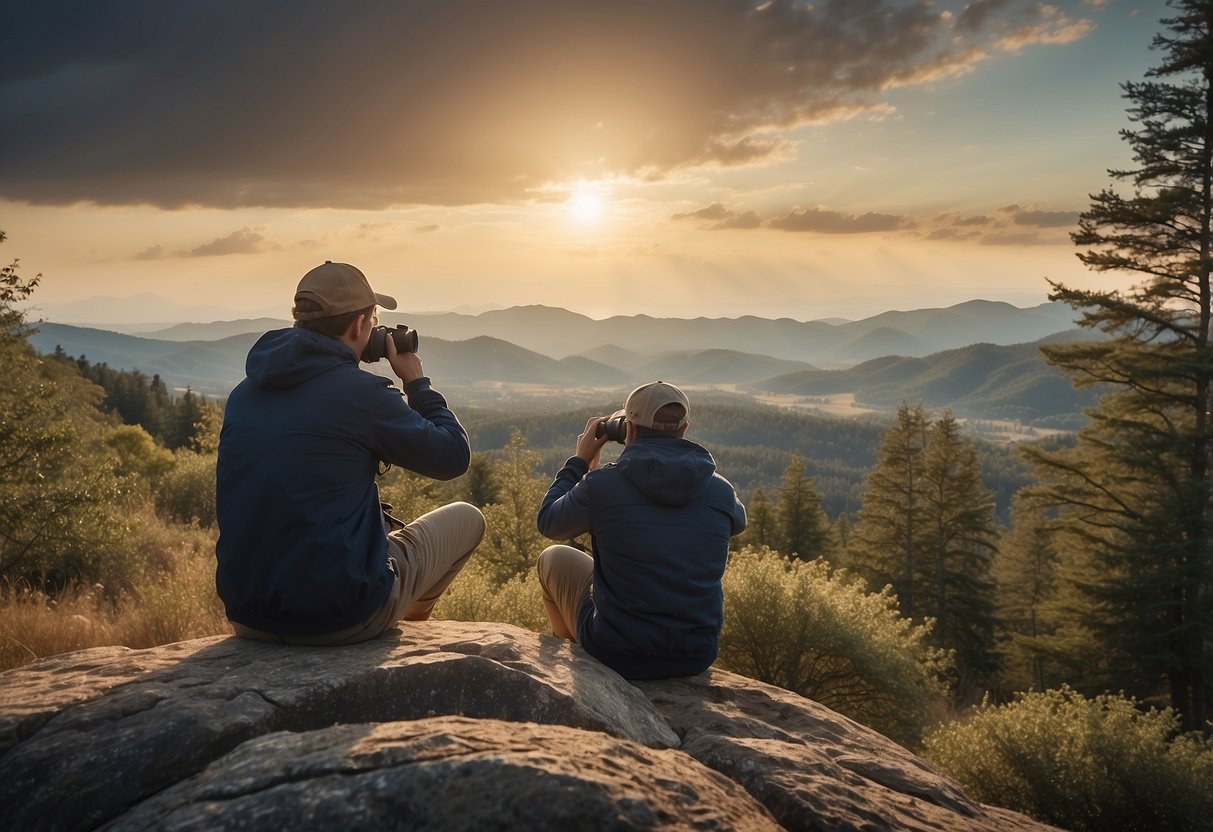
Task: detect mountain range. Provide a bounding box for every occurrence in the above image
[24,299,1103,426]
[134,299,1082,366]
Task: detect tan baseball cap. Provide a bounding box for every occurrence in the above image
[625,380,690,431]
[293,261,397,321]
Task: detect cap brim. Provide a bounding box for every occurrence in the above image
[375,293,398,310]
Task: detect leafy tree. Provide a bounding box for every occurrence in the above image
[0,233,132,583]
[1025,1,1213,729]
[775,452,834,561]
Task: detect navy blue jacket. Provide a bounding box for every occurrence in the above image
[537,435,746,679]
[215,327,470,635]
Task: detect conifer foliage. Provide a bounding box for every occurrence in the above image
[1027,0,1213,730]
[849,404,999,696]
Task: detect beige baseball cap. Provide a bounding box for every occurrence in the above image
[625,380,690,431]
[293,261,397,321]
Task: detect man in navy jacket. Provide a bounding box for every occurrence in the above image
[216,261,484,644]
[536,381,746,679]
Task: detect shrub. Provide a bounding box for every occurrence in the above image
[433,561,548,633]
[718,545,950,746]
[154,449,218,527]
[922,686,1213,832]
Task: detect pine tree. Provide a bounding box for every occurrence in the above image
[849,403,931,617]
[993,495,1061,694]
[850,405,999,695]
[1025,1,1213,729]
[738,487,777,551]
[921,414,1000,693]
[461,452,502,508]
[775,452,833,561]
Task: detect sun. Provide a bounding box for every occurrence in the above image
[568,187,605,223]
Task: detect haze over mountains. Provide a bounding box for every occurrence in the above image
[25,299,1101,426]
[133,299,1081,366]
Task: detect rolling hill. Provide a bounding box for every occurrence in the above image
[26,315,1100,427]
[66,298,1085,367]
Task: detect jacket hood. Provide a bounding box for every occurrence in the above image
[615,436,718,507]
[245,328,356,390]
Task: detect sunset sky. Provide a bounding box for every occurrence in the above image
[1,1,1161,324]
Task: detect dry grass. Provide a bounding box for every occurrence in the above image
[0,525,230,671]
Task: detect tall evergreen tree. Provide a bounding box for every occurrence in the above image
[851,405,999,695]
[738,486,777,551]
[775,452,833,561]
[921,414,1000,693]
[993,494,1061,694]
[1025,0,1213,729]
[849,403,931,617]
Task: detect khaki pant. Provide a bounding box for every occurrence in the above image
[536,544,594,641]
[232,501,485,646]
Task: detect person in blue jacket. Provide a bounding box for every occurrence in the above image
[536,381,747,679]
[216,261,484,645]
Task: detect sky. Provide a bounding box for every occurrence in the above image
[0,0,1166,324]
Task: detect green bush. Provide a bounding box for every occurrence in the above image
[718,546,950,746]
[922,686,1213,832]
[154,449,218,526]
[433,561,548,633]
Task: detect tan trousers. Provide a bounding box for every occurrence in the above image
[536,544,594,641]
[232,501,485,646]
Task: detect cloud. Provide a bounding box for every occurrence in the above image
[132,245,166,261]
[768,207,910,234]
[1010,209,1080,228]
[672,203,733,222]
[980,231,1057,246]
[672,203,765,231]
[918,206,1077,244]
[0,0,1098,210]
[416,224,441,234]
[713,210,764,230]
[176,227,277,258]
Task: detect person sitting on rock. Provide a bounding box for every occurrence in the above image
[215,261,484,645]
[535,381,747,678]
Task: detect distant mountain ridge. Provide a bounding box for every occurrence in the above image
[25,305,1101,426]
[750,341,1103,428]
[129,298,1082,366]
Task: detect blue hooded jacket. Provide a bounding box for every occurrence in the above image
[537,434,746,679]
[215,327,470,635]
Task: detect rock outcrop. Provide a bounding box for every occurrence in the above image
[0,621,1055,831]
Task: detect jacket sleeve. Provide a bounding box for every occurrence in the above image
[537,456,593,540]
[730,491,748,537]
[369,376,471,480]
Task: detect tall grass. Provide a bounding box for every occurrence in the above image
[0,522,228,671]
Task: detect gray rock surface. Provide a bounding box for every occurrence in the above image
[0,620,1057,831]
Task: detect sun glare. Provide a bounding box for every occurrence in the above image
[568,186,605,223]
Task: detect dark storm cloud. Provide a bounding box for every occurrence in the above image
[0,0,1093,209]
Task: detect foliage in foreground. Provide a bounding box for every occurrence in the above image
[923,687,1213,832]
[717,545,950,746]
[0,522,226,670]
